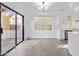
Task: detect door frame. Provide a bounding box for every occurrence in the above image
[0,2,24,56]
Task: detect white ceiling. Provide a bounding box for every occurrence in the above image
[2,2,79,16]
[22,2,79,15]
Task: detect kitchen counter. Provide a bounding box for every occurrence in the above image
[68,31,79,56]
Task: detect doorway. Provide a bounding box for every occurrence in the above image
[0,3,24,56]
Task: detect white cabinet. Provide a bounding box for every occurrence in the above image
[57,30,65,40]
[68,32,79,56]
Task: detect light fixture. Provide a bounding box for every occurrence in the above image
[38,2,48,12]
[68,2,73,7]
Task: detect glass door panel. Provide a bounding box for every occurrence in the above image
[17,14,22,44]
[1,5,16,55]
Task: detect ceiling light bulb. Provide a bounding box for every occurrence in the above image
[69,5,73,7]
[41,5,44,8]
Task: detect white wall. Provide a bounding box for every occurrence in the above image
[2,2,79,40]
[29,12,61,39]
[30,15,57,38]
[29,11,73,39]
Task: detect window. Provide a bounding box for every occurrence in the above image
[76,22,79,29]
[75,16,79,29]
[1,8,16,30]
[67,16,79,29]
[67,16,76,29]
[34,16,52,30]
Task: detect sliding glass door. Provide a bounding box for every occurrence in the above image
[1,5,16,55]
[0,3,24,55]
[17,14,23,44]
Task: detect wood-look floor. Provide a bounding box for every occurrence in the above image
[5,38,71,56]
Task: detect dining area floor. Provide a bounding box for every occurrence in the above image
[5,38,71,56]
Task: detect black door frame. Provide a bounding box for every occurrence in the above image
[0,2,24,56]
[0,3,1,56]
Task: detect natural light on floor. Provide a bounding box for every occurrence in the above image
[57,44,68,48]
